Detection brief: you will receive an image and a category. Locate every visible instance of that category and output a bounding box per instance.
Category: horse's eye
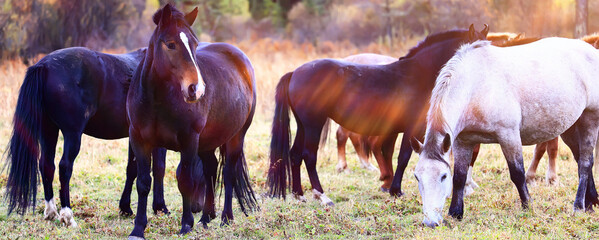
[440,173,447,182]
[166,42,176,50]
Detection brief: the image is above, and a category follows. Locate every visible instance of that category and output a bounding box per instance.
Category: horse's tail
[361,135,372,158]
[319,119,331,159]
[5,64,46,215]
[267,72,293,199]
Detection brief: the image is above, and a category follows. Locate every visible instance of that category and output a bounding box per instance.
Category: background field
[2,0,599,239]
[1,39,599,239]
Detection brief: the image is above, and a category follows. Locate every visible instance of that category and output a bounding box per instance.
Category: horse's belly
[519,102,585,145]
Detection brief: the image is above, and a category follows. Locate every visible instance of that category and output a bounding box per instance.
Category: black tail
[217,145,259,215]
[360,135,372,158]
[267,72,293,199]
[5,65,46,215]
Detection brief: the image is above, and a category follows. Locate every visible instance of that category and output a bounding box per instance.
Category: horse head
[149,4,204,103]
[410,133,452,228]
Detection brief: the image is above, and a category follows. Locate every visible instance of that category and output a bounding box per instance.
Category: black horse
[4,46,175,226]
[268,25,489,203]
[127,4,257,238]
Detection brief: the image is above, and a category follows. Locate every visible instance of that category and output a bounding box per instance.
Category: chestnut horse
[3,46,171,227]
[127,4,257,238]
[268,25,489,204]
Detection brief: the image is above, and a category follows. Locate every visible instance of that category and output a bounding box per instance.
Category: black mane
[400,29,469,59]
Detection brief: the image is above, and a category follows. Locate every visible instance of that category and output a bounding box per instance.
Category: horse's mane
[400,29,469,59]
[426,40,491,135]
[581,33,599,49]
[495,35,541,47]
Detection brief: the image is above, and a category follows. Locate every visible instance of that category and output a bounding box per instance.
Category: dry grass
[1,39,599,239]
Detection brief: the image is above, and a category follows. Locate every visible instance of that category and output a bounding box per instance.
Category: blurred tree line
[0,0,596,62]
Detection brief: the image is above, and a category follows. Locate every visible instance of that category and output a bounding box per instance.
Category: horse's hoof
[464,186,475,197]
[44,199,58,220]
[312,189,335,206]
[179,224,193,235]
[120,206,134,217]
[153,207,170,216]
[389,189,403,198]
[364,164,378,172]
[380,187,390,193]
[335,164,347,173]
[293,194,307,203]
[128,236,145,240]
[525,174,537,185]
[59,207,78,228]
[546,176,558,185]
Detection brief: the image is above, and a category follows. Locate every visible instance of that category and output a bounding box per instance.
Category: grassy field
[1,40,599,239]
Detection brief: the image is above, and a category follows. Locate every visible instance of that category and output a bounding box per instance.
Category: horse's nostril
[188,84,197,95]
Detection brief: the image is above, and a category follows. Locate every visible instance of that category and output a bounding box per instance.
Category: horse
[267,25,489,204]
[334,34,554,196]
[3,44,174,227]
[126,4,257,238]
[411,37,599,227]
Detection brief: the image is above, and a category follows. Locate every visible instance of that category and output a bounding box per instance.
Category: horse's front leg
[448,140,474,220]
[128,132,153,239]
[390,132,413,197]
[152,148,169,215]
[176,134,200,235]
[498,132,531,210]
[119,145,136,216]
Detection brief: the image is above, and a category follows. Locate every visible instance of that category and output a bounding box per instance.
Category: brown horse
[268,25,489,204]
[127,4,257,238]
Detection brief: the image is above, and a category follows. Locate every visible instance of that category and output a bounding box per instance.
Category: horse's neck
[425,80,471,146]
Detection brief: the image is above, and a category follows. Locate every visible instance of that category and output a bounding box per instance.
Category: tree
[575,0,588,38]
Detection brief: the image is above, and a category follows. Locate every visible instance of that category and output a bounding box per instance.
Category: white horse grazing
[411,37,599,227]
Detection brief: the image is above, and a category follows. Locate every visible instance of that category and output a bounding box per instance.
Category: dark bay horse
[268,25,489,204]
[127,4,257,237]
[4,46,172,227]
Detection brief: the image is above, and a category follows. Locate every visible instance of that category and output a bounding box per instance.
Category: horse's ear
[152,8,163,25]
[410,137,423,154]
[185,7,199,26]
[161,4,173,24]
[468,24,476,40]
[482,24,489,37]
[153,3,173,25]
[442,133,451,153]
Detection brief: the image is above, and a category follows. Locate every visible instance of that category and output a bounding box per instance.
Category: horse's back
[37,47,136,138]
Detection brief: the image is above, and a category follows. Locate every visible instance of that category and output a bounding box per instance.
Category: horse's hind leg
[221,132,258,225]
[301,121,334,206]
[560,116,599,211]
[335,127,349,172]
[290,118,306,201]
[40,116,59,220]
[119,146,136,216]
[525,141,547,185]
[58,131,82,227]
[497,131,531,210]
[545,137,559,185]
[377,134,397,192]
[152,148,169,214]
[198,150,217,227]
[464,144,480,196]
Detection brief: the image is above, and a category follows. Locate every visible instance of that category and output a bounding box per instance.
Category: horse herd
[4,4,599,238]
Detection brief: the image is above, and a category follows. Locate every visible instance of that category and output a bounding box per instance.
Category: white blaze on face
[179,32,205,97]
